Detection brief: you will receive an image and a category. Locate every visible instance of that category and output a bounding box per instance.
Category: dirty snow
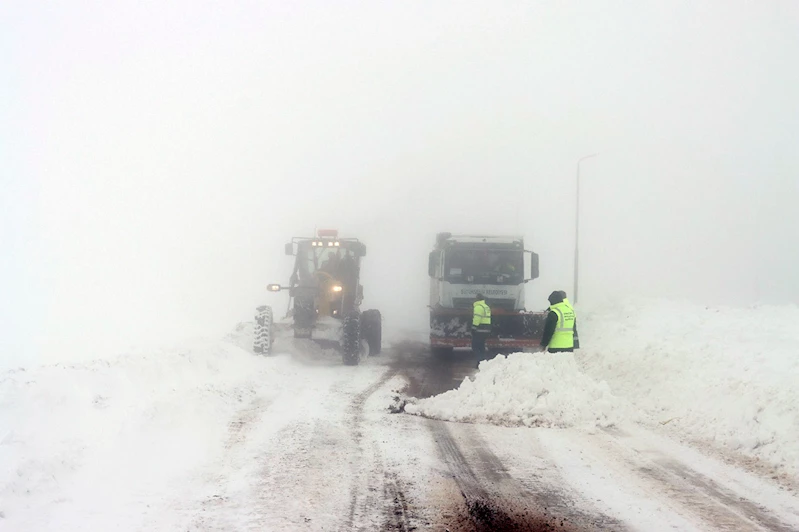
[405,352,630,429]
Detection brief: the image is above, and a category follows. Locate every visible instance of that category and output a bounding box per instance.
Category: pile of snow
[579,298,799,477]
[404,298,799,478]
[405,352,629,429]
[0,337,296,530]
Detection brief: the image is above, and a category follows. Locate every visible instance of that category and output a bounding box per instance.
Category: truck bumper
[430,336,542,349]
[429,309,547,350]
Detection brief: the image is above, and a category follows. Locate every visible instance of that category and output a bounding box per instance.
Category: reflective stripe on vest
[473,300,492,327]
[549,301,575,348]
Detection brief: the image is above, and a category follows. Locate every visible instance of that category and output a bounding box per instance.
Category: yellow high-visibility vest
[549,301,575,348]
[473,300,492,328]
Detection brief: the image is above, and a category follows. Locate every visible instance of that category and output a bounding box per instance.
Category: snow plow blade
[429,309,547,350]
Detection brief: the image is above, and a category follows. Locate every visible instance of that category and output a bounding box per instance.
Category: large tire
[341,312,362,366]
[361,309,382,356]
[253,305,274,355]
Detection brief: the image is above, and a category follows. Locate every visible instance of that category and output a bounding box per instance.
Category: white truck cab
[428,232,545,352]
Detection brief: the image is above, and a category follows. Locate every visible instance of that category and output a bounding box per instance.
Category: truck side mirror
[284,243,294,256]
[428,251,438,277]
[354,242,367,257]
[529,251,540,280]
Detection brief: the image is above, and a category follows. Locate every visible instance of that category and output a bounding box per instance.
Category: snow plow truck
[428,233,547,354]
[254,229,382,365]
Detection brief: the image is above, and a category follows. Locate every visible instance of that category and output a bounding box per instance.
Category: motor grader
[253,229,381,365]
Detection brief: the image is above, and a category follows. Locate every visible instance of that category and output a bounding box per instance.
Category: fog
[3,1,798,367]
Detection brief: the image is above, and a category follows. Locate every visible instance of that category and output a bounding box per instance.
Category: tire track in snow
[187,394,274,531]
[193,361,411,531]
[383,471,413,531]
[224,395,273,450]
[341,366,417,531]
[390,342,625,530]
[654,458,795,531]
[591,428,797,531]
[430,420,627,531]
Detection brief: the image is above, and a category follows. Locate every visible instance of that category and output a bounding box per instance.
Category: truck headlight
[331,285,343,292]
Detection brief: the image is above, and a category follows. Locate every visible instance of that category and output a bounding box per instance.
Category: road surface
[155,340,799,531]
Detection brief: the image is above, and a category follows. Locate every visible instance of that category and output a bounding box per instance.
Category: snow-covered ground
[580,299,799,478]
[0,324,402,531]
[0,326,294,530]
[2,299,798,530]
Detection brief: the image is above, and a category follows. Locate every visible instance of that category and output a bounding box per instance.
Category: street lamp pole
[574,153,597,304]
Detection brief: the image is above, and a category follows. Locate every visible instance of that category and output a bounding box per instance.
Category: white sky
[2,1,798,366]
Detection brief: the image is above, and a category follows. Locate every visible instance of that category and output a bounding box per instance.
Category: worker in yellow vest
[540,290,578,353]
[557,290,579,349]
[471,293,492,357]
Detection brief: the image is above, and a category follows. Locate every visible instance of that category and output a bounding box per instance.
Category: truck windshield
[443,248,523,285]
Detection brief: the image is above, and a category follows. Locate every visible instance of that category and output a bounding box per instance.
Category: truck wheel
[361,309,382,356]
[254,305,274,355]
[342,312,362,365]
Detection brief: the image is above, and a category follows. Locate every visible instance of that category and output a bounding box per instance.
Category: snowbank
[579,298,799,477]
[0,335,294,530]
[405,352,629,429]
[404,298,799,478]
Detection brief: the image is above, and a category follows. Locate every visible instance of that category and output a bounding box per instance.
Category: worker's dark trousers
[471,330,489,355]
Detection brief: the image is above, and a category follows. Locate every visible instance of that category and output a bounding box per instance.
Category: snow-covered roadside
[578,299,799,478]
[405,298,799,480]
[0,329,293,530]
